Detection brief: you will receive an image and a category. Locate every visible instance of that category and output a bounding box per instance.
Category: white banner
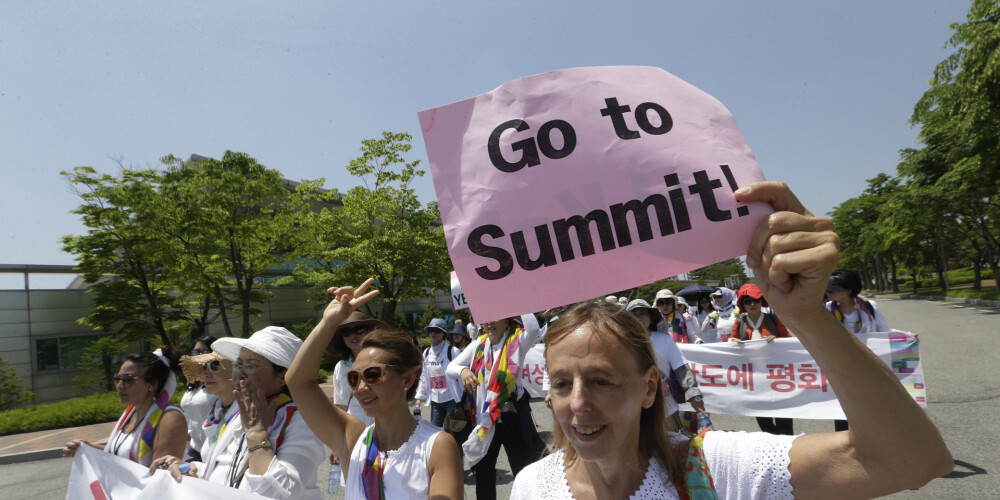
[518,344,547,398]
[67,445,263,500]
[450,271,469,311]
[676,331,925,419]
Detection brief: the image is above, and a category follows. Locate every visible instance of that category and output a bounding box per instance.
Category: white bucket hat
[212,326,303,369]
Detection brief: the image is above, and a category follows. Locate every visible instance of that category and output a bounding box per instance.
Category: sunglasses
[203,360,222,372]
[113,374,150,385]
[190,349,212,355]
[338,326,370,338]
[655,300,674,306]
[346,365,397,389]
[743,297,763,305]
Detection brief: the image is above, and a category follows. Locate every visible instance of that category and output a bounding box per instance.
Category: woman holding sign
[286,280,464,500]
[510,182,951,499]
[446,314,546,500]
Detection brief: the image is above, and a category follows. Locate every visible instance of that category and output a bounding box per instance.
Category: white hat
[605,295,619,303]
[676,296,689,308]
[212,326,303,369]
[653,289,676,304]
[618,296,628,304]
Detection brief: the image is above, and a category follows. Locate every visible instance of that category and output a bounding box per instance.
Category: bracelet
[247,438,272,453]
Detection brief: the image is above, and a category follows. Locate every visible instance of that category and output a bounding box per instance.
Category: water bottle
[697,413,715,431]
[328,460,341,495]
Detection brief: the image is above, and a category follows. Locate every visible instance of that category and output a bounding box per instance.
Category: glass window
[34,335,105,371]
[35,338,60,371]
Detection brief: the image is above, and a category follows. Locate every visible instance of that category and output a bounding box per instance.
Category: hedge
[0,390,183,437]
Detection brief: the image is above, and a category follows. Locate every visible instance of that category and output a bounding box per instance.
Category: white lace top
[509,431,798,500]
[344,418,443,500]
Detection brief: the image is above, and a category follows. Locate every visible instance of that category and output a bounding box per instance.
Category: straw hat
[179,352,232,383]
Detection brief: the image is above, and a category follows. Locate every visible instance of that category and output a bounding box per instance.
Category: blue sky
[0,1,971,288]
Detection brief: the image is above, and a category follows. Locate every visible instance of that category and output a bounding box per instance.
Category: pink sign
[419,66,772,322]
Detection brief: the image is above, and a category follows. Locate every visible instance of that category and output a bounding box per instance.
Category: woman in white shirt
[414,318,464,427]
[286,279,463,500]
[511,181,951,499]
[446,313,546,500]
[152,327,327,500]
[179,336,218,461]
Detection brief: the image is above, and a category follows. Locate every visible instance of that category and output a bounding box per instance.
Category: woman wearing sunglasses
[729,283,795,436]
[63,348,187,468]
[329,311,387,429]
[151,327,327,500]
[179,335,218,461]
[176,351,236,467]
[286,279,464,500]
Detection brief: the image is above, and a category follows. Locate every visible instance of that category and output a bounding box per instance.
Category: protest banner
[518,344,547,398]
[675,331,926,419]
[450,270,469,310]
[67,445,262,499]
[419,66,773,322]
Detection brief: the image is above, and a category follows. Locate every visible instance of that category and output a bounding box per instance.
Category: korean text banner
[676,331,926,419]
[419,66,771,322]
[67,445,264,499]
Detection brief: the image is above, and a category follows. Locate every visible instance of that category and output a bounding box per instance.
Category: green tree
[907,0,1000,290]
[294,132,451,326]
[72,336,127,393]
[0,357,34,411]
[159,152,304,337]
[61,167,186,345]
[691,258,748,285]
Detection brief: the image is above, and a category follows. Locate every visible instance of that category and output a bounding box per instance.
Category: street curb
[896,295,1000,310]
[0,447,64,465]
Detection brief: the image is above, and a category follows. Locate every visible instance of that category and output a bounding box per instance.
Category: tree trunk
[973,262,982,291]
[891,260,899,293]
[213,284,233,337]
[937,241,949,293]
[381,300,398,328]
[991,260,1000,292]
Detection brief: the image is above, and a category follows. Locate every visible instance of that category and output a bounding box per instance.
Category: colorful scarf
[675,429,717,500]
[361,426,386,500]
[830,297,874,333]
[665,312,689,343]
[109,354,176,467]
[470,327,523,439]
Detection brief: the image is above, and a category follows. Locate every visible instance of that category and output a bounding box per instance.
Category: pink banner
[419,66,771,322]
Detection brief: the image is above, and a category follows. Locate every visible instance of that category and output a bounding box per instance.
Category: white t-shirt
[180,386,217,454]
[334,358,375,427]
[510,431,797,500]
[344,419,443,500]
[414,342,463,404]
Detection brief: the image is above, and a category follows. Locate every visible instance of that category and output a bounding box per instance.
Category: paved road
[2,297,996,498]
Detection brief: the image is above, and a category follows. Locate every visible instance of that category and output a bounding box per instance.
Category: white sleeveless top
[105,404,182,465]
[344,418,443,500]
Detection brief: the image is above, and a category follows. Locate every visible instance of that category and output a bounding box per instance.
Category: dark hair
[125,346,182,394]
[831,270,863,297]
[543,301,682,486]
[193,335,218,350]
[358,327,424,399]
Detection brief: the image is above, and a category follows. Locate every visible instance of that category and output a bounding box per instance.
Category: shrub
[317,368,329,384]
[0,389,184,436]
[0,357,34,411]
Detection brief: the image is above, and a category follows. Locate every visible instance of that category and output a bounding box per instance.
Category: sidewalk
[0,420,115,465]
[0,381,338,465]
